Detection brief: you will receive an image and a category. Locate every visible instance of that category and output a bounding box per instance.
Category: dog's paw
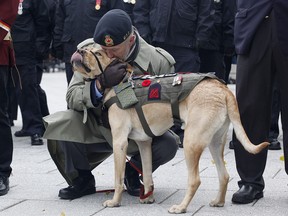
[139,196,155,204]
[168,205,187,214]
[102,199,121,208]
[209,200,225,207]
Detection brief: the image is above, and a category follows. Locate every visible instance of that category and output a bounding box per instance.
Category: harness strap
[134,103,155,137]
[171,93,182,127]
[104,96,155,138]
[104,96,118,109]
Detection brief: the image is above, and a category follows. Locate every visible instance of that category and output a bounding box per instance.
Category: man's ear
[129,34,136,45]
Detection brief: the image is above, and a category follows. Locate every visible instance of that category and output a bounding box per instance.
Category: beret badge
[104,35,114,47]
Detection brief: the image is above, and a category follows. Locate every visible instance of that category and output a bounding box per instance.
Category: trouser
[269,80,281,140]
[199,49,226,81]
[60,131,178,177]
[7,70,18,123]
[0,66,13,177]
[234,11,288,191]
[15,64,44,135]
[36,61,50,117]
[65,62,73,85]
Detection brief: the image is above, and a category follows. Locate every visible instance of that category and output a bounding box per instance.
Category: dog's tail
[226,90,269,154]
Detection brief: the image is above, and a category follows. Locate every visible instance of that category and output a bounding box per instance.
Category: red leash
[96,157,154,199]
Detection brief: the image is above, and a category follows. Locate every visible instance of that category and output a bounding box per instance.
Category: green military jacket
[43,34,176,184]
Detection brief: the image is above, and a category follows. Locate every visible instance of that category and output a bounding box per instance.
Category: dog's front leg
[103,137,128,207]
[136,140,155,204]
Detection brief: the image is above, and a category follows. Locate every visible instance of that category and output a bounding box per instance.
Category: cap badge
[104,35,114,46]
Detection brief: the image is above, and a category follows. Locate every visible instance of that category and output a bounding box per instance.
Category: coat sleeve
[196,0,213,46]
[51,0,64,59]
[32,0,51,59]
[0,0,18,41]
[221,0,236,53]
[66,72,99,111]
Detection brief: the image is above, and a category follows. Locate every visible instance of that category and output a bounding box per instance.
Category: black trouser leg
[130,131,178,172]
[0,66,13,177]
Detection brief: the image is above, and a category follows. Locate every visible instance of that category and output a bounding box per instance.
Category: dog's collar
[90,50,104,74]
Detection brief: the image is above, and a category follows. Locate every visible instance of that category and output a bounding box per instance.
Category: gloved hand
[97,59,127,89]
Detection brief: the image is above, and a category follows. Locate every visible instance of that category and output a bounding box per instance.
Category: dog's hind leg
[136,140,155,204]
[208,125,230,207]
[169,125,206,214]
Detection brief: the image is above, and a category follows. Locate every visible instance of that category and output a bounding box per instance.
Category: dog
[71,43,269,214]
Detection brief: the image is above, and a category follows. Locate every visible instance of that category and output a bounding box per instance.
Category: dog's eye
[95,52,102,57]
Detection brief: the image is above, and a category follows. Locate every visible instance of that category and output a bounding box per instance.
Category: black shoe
[0,176,9,196]
[124,162,141,197]
[229,141,234,149]
[14,130,31,137]
[232,185,263,204]
[31,134,44,145]
[58,175,96,200]
[268,139,281,150]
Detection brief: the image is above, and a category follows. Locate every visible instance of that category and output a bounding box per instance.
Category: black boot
[58,174,95,199]
[0,176,9,196]
[124,162,141,197]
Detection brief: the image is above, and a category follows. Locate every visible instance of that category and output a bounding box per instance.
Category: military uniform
[133,0,213,72]
[231,0,288,204]
[0,0,18,195]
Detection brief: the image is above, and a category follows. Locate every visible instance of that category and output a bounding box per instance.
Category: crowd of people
[1,0,287,211]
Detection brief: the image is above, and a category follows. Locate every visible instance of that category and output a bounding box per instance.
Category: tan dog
[71,44,269,214]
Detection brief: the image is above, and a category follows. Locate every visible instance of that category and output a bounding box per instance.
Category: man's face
[101,34,135,61]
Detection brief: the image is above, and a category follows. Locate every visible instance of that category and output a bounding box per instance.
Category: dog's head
[71,43,114,80]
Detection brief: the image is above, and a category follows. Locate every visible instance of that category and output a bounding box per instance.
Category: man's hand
[97,59,127,90]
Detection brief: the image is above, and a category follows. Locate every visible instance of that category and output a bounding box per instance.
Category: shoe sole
[0,187,9,196]
[31,141,44,146]
[14,132,31,137]
[268,146,281,150]
[58,187,96,200]
[232,191,263,204]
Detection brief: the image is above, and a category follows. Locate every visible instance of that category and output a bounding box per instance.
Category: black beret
[93,9,132,47]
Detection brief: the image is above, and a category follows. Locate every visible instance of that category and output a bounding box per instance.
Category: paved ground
[1,71,287,216]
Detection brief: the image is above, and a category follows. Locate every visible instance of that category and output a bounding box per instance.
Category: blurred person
[231,0,288,204]
[123,0,135,23]
[0,0,18,196]
[133,0,213,145]
[52,0,125,85]
[11,0,51,145]
[35,0,58,118]
[199,0,236,81]
[43,9,178,199]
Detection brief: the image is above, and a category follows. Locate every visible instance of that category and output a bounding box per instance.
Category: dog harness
[104,72,222,137]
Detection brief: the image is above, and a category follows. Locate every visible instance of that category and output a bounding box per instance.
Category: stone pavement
[1,71,287,216]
